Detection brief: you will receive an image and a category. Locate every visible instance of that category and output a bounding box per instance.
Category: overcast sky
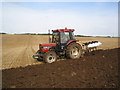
[1,2,118,36]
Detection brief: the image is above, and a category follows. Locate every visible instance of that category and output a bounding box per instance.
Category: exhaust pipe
[48,30,51,43]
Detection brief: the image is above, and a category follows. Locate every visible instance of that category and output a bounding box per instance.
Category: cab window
[60,32,70,43]
[52,32,59,43]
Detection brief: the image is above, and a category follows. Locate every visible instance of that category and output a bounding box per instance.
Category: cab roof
[52,29,75,32]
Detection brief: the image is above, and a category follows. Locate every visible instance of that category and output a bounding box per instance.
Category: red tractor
[33,28,82,63]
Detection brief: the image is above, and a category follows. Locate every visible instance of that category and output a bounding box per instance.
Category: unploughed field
[1,34,119,88]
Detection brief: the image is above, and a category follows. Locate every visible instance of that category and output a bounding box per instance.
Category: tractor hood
[39,43,56,52]
[40,43,56,47]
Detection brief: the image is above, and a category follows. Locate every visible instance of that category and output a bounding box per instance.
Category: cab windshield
[52,31,75,44]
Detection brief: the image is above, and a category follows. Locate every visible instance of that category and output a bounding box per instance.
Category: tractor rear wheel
[43,51,57,63]
[66,42,82,59]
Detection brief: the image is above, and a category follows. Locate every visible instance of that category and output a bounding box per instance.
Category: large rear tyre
[43,51,57,63]
[66,42,82,59]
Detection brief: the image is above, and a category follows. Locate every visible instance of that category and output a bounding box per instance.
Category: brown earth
[2,34,49,69]
[1,34,119,69]
[2,48,119,88]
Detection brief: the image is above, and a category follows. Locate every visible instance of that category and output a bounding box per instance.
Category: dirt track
[2,48,119,88]
[2,34,119,69]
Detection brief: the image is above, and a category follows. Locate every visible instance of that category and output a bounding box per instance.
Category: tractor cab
[52,28,76,45]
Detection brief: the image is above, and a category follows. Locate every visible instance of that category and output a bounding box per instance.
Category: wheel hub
[47,54,55,63]
[71,47,79,56]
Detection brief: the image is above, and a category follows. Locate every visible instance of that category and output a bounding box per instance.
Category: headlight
[43,47,51,49]
[61,46,64,49]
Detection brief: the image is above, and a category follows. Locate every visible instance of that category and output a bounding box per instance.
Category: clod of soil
[2,48,119,88]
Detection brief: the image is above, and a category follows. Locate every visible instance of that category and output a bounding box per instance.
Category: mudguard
[66,40,79,46]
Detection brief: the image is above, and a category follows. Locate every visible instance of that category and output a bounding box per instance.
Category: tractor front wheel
[43,51,57,63]
[66,42,82,59]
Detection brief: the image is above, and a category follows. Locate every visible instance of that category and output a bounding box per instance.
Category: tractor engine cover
[39,43,56,52]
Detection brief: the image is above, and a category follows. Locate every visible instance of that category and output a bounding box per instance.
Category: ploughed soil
[2,48,119,88]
